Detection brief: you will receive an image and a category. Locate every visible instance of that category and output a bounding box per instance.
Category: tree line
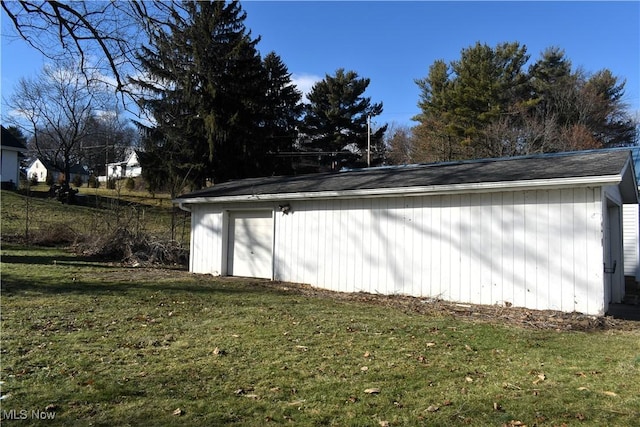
[3,1,637,195]
[390,42,636,164]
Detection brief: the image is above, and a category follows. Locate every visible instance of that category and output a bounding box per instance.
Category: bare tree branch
[1,1,181,102]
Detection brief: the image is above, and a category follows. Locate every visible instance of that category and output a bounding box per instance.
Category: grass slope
[1,190,188,245]
[1,244,639,426]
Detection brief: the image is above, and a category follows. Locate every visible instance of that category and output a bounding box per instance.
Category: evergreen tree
[300,69,387,171]
[447,42,530,157]
[578,69,636,147]
[413,60,461,161]
[260,52,304,175]
[133,0,290,191]
[413,42,637,161]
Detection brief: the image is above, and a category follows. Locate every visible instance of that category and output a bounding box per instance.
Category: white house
[105,150,142,180]
[26,158,89,184]
[174,150,638,316]
[1,126,27,188]
[26,158,49,182]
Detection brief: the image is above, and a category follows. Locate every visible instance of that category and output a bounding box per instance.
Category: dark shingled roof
[1,126,27,151]
[177,149,636,201]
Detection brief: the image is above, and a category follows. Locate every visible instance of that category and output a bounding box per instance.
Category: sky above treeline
[2,1,639,129]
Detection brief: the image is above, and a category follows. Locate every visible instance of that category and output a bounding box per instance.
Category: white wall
[623,204,639,280]
[188,186,610,315]
[26,159,49,182]
[273,187,605,315]
[1,149,20,184]
[189,205,224,275]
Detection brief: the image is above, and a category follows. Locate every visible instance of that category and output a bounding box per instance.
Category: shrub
[88,174,100,188]
[107,178,116,190]
[45,173,54,186]
[72,174,84,188]
[125,177,135,191]
[30,173,39,186]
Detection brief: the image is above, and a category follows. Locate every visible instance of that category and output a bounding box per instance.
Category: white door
[227,211,274,279]
[605,200,624,305]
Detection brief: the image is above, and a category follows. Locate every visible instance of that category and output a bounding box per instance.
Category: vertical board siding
[272,187,604,314]
[623,204,639,279]
[190,206,223,275]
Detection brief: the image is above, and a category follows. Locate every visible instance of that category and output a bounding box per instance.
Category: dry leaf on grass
[532,373,546,384]
[364,388,380,394]
[173,408,184,416]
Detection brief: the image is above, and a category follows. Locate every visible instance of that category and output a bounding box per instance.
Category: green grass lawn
[1,244,639,426]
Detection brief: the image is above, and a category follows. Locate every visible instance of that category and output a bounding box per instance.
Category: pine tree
[413,42,637,161]
[132,0,286,190]
[260,52,303,175]
[300,69,386,171]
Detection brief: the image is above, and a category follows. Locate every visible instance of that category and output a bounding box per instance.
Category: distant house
[1,126,27,189]
[175,149,638,317]
[26,158,89,185]
[105,150,142,180]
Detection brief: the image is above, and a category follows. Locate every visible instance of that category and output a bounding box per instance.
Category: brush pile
[73,227,188,267]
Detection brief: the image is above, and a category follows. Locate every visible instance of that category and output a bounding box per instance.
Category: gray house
[175,149,638,316]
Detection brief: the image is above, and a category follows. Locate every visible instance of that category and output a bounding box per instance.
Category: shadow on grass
[0,253,120,269]
[1,273,290,300]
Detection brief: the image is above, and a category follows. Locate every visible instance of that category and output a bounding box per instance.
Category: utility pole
[367,114,371,167]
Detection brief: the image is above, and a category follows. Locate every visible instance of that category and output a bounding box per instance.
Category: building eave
[174,174,624,208]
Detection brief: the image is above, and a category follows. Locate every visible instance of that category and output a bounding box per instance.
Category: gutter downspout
[176,201,191,212]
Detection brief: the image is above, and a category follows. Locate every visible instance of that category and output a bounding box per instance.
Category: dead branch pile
[73,227,188,267]
[29,223,79,246]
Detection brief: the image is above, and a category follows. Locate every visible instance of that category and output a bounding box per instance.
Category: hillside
[0,189,189,265]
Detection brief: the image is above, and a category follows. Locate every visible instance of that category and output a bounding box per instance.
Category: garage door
[227,211,274,279]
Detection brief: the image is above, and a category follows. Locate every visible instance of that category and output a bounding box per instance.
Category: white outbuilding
[175,149,638,316]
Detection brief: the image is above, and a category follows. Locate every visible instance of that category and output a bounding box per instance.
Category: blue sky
[2,1,639,129]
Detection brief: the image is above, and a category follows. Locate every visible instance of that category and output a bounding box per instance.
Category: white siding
[1,149,20,184]
[272,187,606,315]
[189,206,224,275]
[623,203,639,280]
[227,211,273,279]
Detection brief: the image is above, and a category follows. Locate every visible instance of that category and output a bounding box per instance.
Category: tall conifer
[133,0,297,190]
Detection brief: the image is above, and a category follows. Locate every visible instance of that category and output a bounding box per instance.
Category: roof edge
[174,174,623,206]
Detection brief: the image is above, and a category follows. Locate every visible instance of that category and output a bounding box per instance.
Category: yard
[1,243,639,426]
